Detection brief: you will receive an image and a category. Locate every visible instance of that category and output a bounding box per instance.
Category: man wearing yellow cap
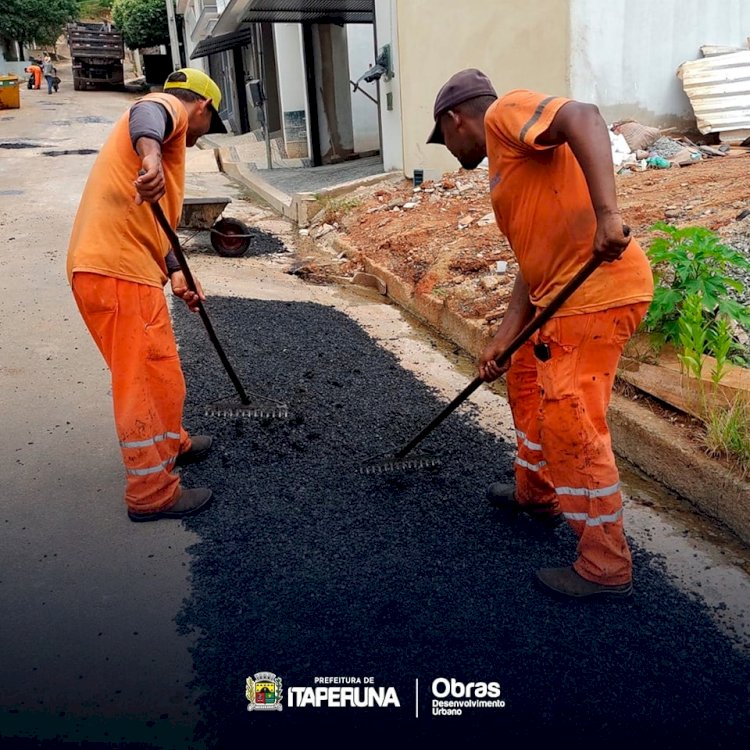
[66,69,227,522]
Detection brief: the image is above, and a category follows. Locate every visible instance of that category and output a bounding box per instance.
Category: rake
[152,200,288,419]
[360,244,625,475]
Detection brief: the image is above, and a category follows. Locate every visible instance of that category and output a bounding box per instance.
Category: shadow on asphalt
[173,297,750,747]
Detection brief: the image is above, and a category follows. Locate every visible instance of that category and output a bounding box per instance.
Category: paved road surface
[1,78,749,749]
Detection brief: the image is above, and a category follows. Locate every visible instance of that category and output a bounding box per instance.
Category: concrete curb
[220,159,293,218]
[211,141,399,227]
[293,171,400,227]
[332,235,750,545]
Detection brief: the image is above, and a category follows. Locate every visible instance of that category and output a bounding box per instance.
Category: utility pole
[164,0,182,71]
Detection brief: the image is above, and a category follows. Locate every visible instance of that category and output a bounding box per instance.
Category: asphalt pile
[238,227,287,257]
[173,295,750,746]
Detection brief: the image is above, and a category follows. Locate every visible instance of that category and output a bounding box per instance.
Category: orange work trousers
[72,272,191,513]
[505,302,649,585]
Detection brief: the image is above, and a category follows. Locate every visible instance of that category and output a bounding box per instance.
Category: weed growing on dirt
[674,292,750,473]
[705,397,750,477]
[317,195,362,225]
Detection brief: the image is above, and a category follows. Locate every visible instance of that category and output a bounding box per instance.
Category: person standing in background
[42,56,56,95]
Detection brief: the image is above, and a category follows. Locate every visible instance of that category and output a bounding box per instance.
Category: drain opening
[41,149,99,157]
[0,142,42,149]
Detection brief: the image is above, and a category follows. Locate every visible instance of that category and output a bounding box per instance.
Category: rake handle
[394,250,614,459]
[151,201,251,406]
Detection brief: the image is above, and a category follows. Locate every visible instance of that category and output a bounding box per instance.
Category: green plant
[676,292,707,380]
[644,223,750,354]
[111,0,168,49]
[644,227,750,471]
[708,318,733,385]
[319,196,361,225]
[705,396,750,476]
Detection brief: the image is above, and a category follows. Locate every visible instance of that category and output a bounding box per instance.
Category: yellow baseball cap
[164,68,227,134]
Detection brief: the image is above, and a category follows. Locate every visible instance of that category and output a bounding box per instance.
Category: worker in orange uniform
[427,70,653,600]
[67,69,227,522]
[26,63,42,89]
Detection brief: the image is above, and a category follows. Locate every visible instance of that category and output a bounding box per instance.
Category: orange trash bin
[0,75,20,109]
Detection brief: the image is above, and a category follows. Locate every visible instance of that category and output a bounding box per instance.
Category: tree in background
[78,0,114,22]
[111,0,169,49]
[0,0,79,48]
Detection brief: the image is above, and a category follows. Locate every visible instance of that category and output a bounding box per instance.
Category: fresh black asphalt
[171,295,750,747]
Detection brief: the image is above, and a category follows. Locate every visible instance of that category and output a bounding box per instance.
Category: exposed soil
[331,150,750,326]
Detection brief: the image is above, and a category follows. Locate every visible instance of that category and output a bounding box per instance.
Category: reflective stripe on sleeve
[518,96,556,144]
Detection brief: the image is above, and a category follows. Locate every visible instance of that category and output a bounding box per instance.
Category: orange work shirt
[66,93,189,288]
[485,89,653,314]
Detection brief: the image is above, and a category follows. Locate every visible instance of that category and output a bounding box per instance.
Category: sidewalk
[199,132,396,226]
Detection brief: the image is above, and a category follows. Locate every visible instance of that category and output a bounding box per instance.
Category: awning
[240,0,374,24]
[194,0,374,60]
[190,25,255,59]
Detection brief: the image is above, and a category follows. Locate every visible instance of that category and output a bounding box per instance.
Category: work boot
[175,435,214,467]
[128,487,213,523]
[535,566,633,600]
[486,482,564,529]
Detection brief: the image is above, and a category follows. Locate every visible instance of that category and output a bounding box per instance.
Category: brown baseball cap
[427,68,497,144]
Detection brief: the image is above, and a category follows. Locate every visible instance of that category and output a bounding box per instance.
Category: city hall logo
[246,672,283,712]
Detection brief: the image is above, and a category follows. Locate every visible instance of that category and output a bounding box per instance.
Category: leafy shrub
[643,223,750,356]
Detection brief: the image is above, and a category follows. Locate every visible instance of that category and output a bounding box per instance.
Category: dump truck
[67,23,124,91]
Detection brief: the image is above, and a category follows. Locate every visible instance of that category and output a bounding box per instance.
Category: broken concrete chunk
[477,212,495,226]
[311,223,335,239]
[495,260,508,273]
[479,274,501,292]
[458,214,474,229]
[352,271,387,295]
[403,201,419,209]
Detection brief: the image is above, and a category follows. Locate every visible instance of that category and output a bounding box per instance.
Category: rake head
[358,451,441,475]
[204,397,289,419]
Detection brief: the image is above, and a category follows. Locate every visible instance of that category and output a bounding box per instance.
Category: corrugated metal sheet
[678,50,750,142]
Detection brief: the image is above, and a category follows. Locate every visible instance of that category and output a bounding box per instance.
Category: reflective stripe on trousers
[505,303,649,585]
[72,273,191,512]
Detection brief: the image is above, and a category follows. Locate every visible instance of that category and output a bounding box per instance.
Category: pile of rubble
[610,120,730,173]
[358,174,498,232]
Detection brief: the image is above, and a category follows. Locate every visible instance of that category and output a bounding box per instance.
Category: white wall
[570,0,750,126]
[374,0,403,171]
[346,24,380,154]
[395,0,570,178]
[182,3,207,73]
[1,40,30,77]
[273,23,311,158]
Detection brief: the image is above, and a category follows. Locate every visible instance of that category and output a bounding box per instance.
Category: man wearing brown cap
[428,70,653,600]
[67,69,227,522]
